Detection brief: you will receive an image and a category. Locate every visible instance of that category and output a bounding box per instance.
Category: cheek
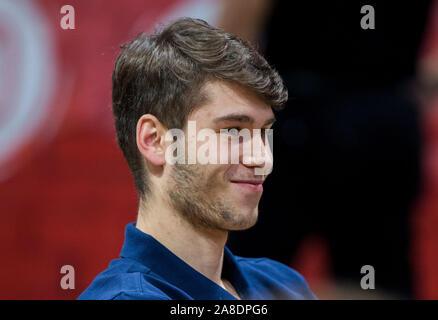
[200,164,232,193]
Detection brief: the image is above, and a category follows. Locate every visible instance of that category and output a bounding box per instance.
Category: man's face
[165,81,275,232]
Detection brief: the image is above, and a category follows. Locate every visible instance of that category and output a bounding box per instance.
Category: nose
[241,129,273,176]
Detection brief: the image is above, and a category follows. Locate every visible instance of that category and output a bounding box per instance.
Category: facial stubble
[167,163,258,232]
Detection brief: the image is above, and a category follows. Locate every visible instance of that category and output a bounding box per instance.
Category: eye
[224,127,241,135]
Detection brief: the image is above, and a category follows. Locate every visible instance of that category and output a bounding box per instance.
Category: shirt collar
[120,222,250,300]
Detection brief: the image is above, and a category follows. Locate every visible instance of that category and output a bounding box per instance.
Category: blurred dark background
[221,0,432,299]
[1,0,438,299]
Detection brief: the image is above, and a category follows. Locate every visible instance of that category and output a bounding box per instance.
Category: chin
[224,207,259,231]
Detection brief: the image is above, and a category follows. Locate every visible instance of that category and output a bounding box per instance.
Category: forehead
[188,81,273,124]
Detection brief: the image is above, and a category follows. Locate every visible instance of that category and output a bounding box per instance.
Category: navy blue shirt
[78,223,317,300]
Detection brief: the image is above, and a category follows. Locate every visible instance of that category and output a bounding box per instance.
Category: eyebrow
[213,113,276,126]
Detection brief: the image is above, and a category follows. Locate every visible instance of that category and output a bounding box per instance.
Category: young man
[78,18,316,300]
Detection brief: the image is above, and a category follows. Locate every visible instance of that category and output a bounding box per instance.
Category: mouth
[230,180,264,192]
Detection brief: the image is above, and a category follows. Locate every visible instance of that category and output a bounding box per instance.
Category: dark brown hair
[112,17,288,200]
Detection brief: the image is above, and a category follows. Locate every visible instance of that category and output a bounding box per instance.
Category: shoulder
[235,256,317,299]
[77,258,171,300]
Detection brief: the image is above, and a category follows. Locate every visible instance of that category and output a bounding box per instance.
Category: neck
[136,194,229,289]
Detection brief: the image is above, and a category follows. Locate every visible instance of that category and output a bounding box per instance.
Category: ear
[136,114,166,166]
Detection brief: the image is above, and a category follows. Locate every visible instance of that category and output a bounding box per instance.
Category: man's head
[112,18,287,231]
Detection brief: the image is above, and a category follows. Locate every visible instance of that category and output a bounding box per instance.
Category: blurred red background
[0,0,221,299]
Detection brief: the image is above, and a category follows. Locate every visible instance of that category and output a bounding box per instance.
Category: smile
[230,181,263,192]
